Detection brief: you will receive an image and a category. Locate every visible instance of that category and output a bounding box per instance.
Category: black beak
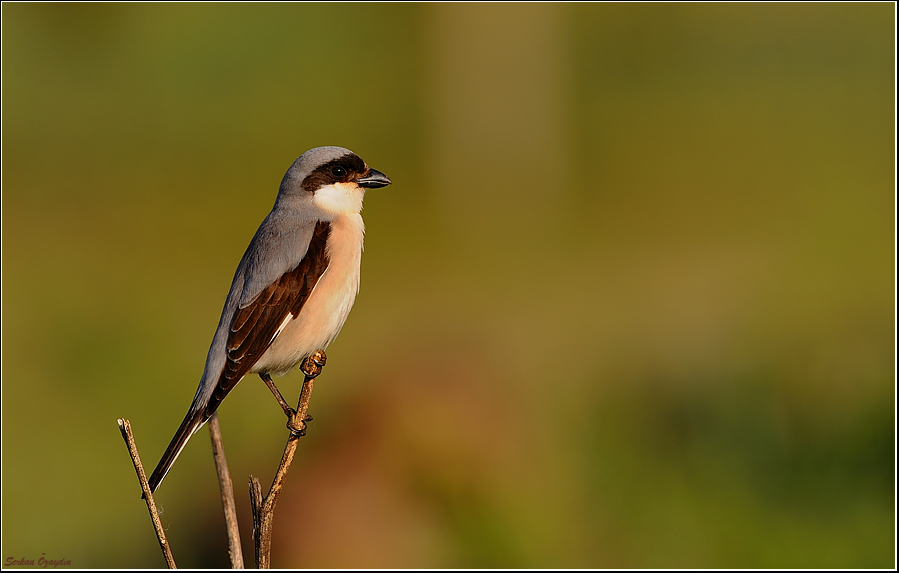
[355,168,392,189]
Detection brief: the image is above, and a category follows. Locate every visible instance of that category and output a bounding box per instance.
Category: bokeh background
[2,3,895,568]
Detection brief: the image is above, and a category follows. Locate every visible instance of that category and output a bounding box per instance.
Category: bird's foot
[286,412,314,437]
[300,350,327,379]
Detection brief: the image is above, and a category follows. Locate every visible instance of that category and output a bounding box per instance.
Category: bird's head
[277,146,391,219]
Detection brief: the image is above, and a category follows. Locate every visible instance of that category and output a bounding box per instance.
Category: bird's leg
[259,373,296,421]
[259,351,327,437]
[286,350,327,437]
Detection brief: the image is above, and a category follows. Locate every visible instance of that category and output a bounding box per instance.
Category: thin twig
[250,351,325,568]
[249,475,264,567]
[117,418,178,569]
[209,413,245,569]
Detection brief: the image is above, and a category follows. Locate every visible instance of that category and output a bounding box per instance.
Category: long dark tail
[146,408,207,494]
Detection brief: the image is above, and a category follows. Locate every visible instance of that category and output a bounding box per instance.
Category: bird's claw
[286,414,314,437]
[300,350,327,378]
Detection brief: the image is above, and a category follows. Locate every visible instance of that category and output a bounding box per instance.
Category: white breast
[252,213,364,375]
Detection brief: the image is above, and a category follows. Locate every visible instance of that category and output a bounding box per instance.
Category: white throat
[313,182,366,218]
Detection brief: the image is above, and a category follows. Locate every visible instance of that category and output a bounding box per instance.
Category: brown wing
[204,221,331,418]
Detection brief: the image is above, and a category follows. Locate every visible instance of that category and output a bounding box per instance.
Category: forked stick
[249,350,326,568]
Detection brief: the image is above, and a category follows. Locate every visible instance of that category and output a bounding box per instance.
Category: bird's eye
[330,166,347,178]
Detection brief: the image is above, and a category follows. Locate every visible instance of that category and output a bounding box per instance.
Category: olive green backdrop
[2,3,894,568]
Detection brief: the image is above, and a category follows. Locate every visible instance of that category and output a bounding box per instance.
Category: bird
[147,146,391,493]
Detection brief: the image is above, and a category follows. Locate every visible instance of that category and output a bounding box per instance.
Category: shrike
[147,146,391,493]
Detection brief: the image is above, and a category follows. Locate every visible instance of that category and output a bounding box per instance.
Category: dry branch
[209,413,245,569]
[117,418,177,569]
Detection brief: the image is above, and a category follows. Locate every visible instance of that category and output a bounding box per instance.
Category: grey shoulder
[236,211,319,308]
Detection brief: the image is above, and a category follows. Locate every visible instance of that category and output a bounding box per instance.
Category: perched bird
[147,146,391,493]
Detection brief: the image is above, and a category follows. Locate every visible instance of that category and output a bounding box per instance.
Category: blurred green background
[2,3,894,568]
